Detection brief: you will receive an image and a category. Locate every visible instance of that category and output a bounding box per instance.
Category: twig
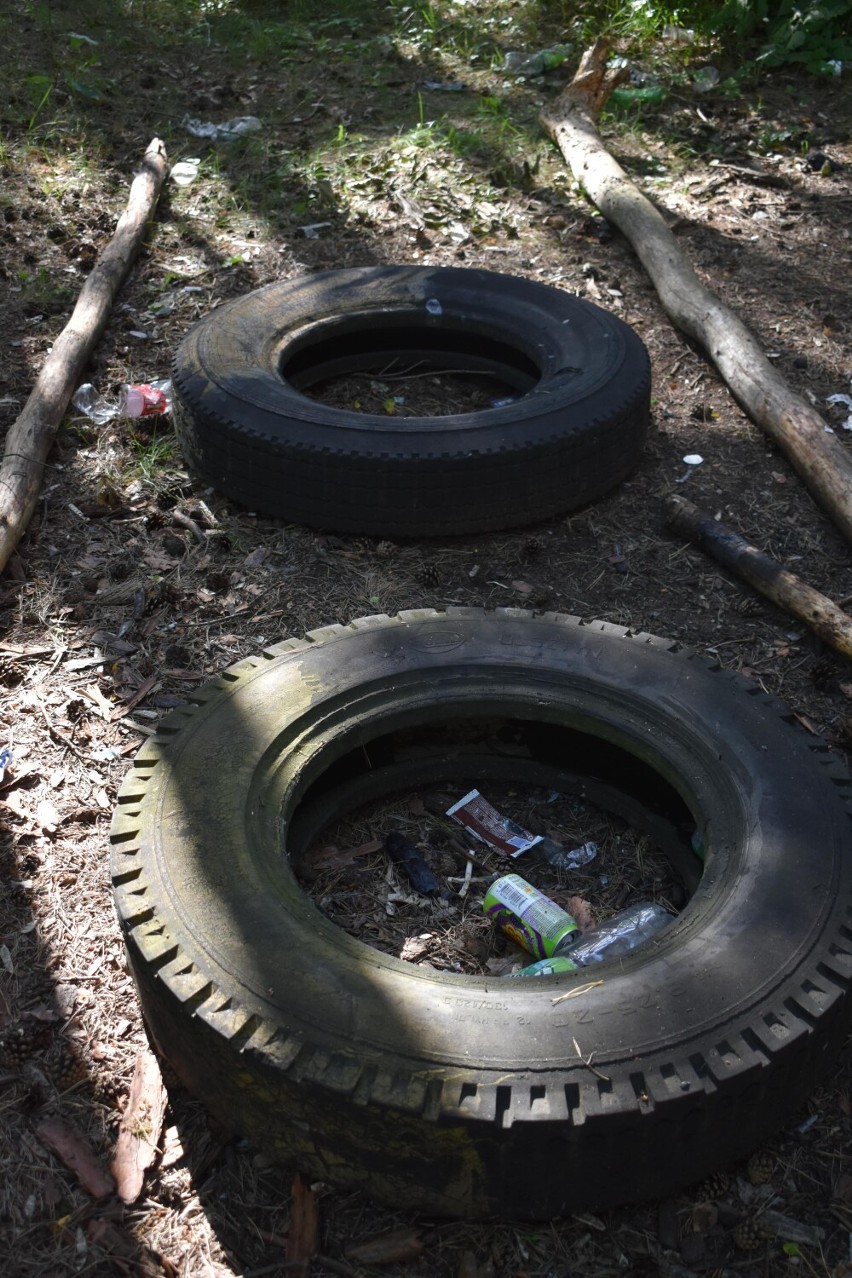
[572,1035,610,1083]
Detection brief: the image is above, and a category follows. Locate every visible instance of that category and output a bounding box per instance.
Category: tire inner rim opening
[277,311,543,407]
[280,710,705,971]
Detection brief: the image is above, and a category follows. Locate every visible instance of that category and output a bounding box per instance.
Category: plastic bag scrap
[537,838,598,871]
[182,115,262,142]
[384,831,441,896]
[567,901,672,966]
[0,746,13,784]
[827,394,852,431]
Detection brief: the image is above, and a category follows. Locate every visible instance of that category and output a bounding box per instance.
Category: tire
[111,610,852,1219]
[171,266,650,536]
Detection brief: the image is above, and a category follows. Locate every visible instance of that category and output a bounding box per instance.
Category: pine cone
[521,536,544,560]
[746,1148,775,1185]
[0,1021,51,1067]
[419,563,443,588]
[734,1217,768,1253]
[48,1045,88,1090]
[697,1169,733,1201]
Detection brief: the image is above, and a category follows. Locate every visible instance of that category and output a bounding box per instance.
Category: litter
[447,789,543,857]
[182,115,262,142]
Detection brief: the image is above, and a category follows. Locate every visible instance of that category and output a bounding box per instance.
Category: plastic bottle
[609,85,667,107]
[504,45,571,76]
[566,901,672,966]
[483,874,579,961]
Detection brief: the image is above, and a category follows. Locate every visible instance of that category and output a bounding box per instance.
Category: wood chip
[288,1173,320,1277]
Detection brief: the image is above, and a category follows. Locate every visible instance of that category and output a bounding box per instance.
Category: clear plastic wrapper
[537,837,598,870]
[71,383,117,425]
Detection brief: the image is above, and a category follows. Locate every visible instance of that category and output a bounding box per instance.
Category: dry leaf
[690,1201,718,1232]
[36,1116,116,1200]
[834,1172,852,1205]
[457,1251,494,1278]
[346,1226,424,1265]
[37,798,62,832]
[299,839,382,880]
[566,896,595,932]
[2,790,30,818]
[81,683,113,720]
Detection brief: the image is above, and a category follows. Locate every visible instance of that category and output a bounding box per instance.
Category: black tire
[111,610,852,1219]
[171,266,650,536]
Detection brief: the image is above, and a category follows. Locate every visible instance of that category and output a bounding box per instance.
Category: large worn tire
[171,266,650,536]
[111,610,852,1219]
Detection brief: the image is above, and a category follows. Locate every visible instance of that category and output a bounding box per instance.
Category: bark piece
[110,1049,168,1204]
[288,1173,320,1277]
[35,1115,116,1199]
[665,495,852,659]
[0,138,169,573]
[345,1227,425,1265]
[541,42,852,545]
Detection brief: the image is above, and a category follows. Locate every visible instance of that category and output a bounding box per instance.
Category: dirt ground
[2,1,852,1274]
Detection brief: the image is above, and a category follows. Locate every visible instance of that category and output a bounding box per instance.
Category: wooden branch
[0,138,169,573]
[665,494,852,660]
[541,43,852,546]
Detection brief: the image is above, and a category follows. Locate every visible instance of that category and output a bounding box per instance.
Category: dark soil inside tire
[296,781,687,975]
[302,366,518,417]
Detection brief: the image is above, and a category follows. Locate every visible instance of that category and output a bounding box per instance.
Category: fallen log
[541,43,852,546]
[0,137,169,574]
[665,494,852,660]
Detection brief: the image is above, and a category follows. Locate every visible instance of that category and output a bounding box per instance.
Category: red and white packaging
[122,381,171,419]
[446,789,543,858]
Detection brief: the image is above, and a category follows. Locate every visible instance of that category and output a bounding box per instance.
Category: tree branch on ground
[665,494,852,660]
[0,137,169,574]
[541,41,852,546]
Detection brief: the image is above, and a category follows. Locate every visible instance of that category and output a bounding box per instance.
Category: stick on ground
[0,137,169,574]
[541,43,852,546]
[665,494,852,660]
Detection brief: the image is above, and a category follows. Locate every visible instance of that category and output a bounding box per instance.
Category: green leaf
[783,1242,800,1257]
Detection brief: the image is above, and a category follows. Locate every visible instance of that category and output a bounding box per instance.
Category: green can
[508,956,578,978]
[483,873,579,960]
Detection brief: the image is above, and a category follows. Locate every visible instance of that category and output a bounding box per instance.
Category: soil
[2,1,852,1275]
